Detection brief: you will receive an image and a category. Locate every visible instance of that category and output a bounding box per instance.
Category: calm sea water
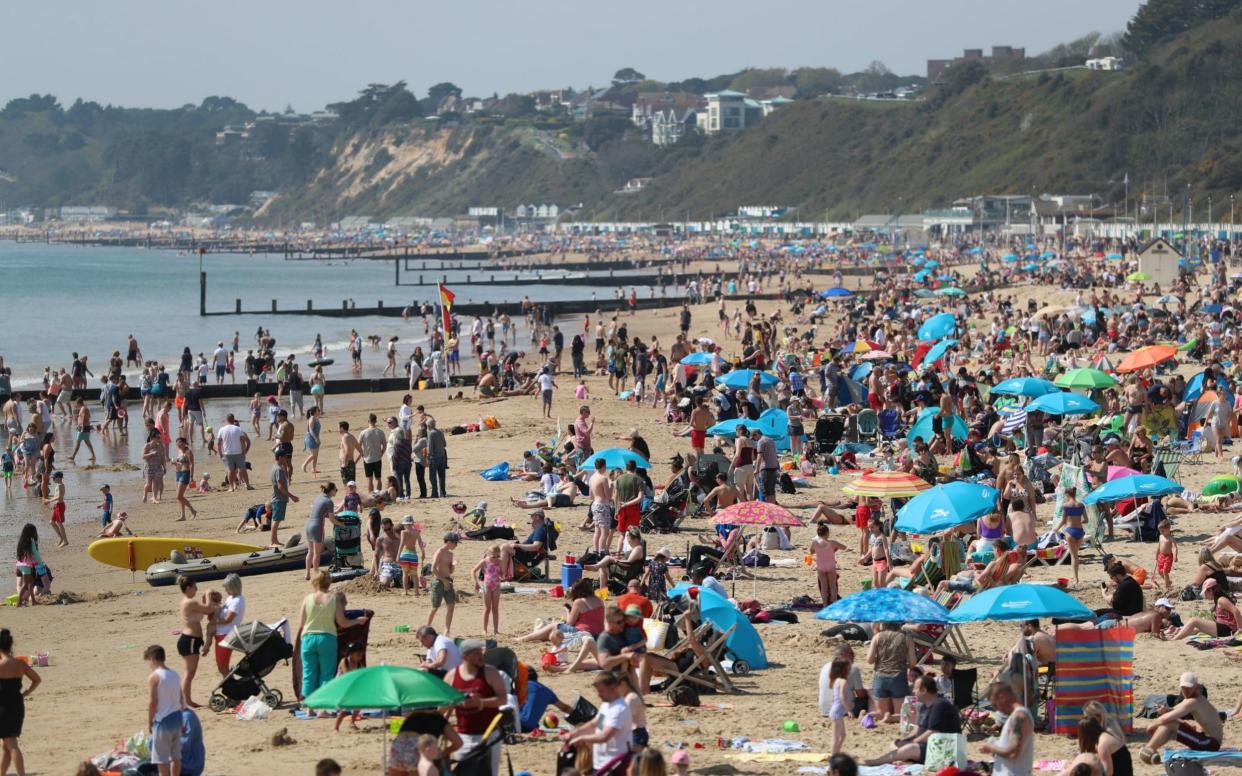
[0,242,665,389]
[0,242,672,562]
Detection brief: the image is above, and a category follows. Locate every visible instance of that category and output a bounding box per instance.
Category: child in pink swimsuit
[473,545,503,636]
[811,523,847,606]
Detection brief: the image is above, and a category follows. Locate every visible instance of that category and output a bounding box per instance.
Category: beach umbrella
[1107,252,1124,260]
[1082,474,1181,505]
[821,287,854,298]
[840,339,881,354]
[948,583,1092,622]
[303,665,465,711]
[1003,253,1020,262]
[1092,355,1115,372]
[1040,251,1057,259]
[713,500,804,527]
[830,375,869,407]
[907,410,969,447]
[843,470,932,498]
[665,586,768,669]
[1156,294,1182,306]
[923,338,957,366]
[1106,465,1142,481]
[680,352,713,366]
[706,417,763,438]
[861,350,894,361]
[936,287,966,297]
[993,377,1061,398]
[918,313,957,342]
[923,260,940,269]
[578,447,651,470]
[816,588,950,625]
[715,369,778,390]
[1025,392,1099,416]
[1055,368,1117,390]
[1126,271,1152,282]
[1022,263,1040,272]
[1116,345,1177,373]
[914,288,936,298]
[850,363,873,381]
[913,269,931,282]
[894,482,1000,535]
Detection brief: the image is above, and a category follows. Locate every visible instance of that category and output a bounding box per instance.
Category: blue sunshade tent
[1082,474,1182,504]
[716,369,778,390]
[918,313,957,342]
[1184,372,1234,405]
[667,586,768,668]
[680,352,713,366]
[992,377,1061,398]
[923,338,958,365]
[821,287,854,298]
[706,417,763,437]
[908,409,968,446]
[948,583,1093,622]
[578,447,651,470]
[1025,392,1099,416]
[816,588,950,624]
[895,482,1000,534]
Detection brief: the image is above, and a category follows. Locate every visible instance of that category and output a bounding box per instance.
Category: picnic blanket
[1053,625,1134,736]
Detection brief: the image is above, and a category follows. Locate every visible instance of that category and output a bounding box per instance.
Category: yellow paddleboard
[88,537,264,571]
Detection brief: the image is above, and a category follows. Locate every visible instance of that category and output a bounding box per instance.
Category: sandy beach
[4,277,1237,776]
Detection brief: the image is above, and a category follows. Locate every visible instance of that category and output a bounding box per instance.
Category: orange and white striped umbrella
[842,470,932,498]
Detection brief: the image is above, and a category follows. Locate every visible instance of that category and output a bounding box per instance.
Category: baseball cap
[1154,597,1174,609]
[624,604,643,617]
[346,480,357,487]
[401,515,414,525]
[1180,672,1199,688]
[99,484,111,491]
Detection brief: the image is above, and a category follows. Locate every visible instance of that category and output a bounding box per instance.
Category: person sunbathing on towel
[546,606,643,675]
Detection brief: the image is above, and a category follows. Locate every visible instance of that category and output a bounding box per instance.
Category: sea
[0,241,672,562]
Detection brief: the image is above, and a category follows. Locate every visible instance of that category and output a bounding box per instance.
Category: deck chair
[659,622,738,695]
[911,592,974,666]
[1168,430,1203,467]
[878,408,902,440]
[708,527,754,582]
[856,409,879,443]
[511,549,550,582]
[1152,445,1184,480]
[900,558,945,592]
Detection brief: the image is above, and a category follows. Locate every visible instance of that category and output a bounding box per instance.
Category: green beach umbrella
[936,287,966,297]
[1127,271,1152,282]
[302,666,466,711]
[1055,368,1118,390]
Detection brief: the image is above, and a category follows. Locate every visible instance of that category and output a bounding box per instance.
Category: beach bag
[565,695,598,725]
[480,462,510,481]
[924,732,967,770]
[742,549,770,567]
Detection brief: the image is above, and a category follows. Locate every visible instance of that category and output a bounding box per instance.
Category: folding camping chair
[1153,445,1185,479]
[911,591,974,667]
[659,622,738,695]
[856,409,879,444]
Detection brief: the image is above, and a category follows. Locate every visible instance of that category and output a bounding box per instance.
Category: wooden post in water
[199,271,207,317]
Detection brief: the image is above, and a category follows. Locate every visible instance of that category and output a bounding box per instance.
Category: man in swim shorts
[588,457,616,554]
[427,533,459,635]
[338,420,361,486]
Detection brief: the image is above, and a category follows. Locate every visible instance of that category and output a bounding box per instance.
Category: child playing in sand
[44,471,69,547]
[397,515,426,596]
[472,545,503,635]
[236,503,269,533]
[204,425,217,458]
[465,501,488,529]
[575,379,589,400]
[200,589,224,656]
[543,629,570,667]
[96,511,132,538]
[196,473,212,493]
[812,523,848,606]
[1156,519,1178,590]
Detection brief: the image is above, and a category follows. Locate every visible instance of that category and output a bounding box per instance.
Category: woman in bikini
[1054,487,1086,586]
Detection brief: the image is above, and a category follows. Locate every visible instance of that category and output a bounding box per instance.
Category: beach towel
[1052,625,1134,737]
[1053,463,1100,539]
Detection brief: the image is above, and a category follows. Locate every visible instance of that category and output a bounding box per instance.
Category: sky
[1,0,1141,112]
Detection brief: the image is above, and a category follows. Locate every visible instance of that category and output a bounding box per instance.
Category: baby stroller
[641,482,690,533]
[209,619,292,712]
[812,415,846,461]
[330,510,364,571]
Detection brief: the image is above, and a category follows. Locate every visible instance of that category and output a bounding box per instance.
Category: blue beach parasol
[918,313,957,342]
[578,448,651,470]
[715,369,778,390]
[816,588,950,624]
[948,583,1093,622]
[992,377,1061,398]
[1082,474,1181,504]
[895,482,1000,534]
[1025,392,1099,416]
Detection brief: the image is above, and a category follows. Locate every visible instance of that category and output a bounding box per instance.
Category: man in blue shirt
[500,511,550,579]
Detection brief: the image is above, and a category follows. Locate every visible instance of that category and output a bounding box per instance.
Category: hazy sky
[2,0,1140,112]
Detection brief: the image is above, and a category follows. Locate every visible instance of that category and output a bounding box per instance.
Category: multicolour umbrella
[713,500,804,527]
[843,470,932,498]
[840,339,882,354]
[1055,368,1117,390]
[816,588,950,624]
[894,482,1000,535]
[1116,345,1177,373]
[948,583,1092,622]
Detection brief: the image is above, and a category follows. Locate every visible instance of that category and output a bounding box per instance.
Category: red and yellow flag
[439,283,455,333]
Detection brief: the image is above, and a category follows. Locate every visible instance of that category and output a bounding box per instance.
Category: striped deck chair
[1052,625,1135,737]
[911,591,974,666]
[1153,445,1184,480]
